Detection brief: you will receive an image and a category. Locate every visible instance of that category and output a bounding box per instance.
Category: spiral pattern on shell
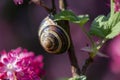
[38,16,70,54]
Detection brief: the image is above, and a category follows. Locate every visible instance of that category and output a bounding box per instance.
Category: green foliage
[90,12,120,39]
[89,15,110,38]
[54,9,120,39]
[54,10,89,26]
[106,21,120,38]
[108,12,120,27]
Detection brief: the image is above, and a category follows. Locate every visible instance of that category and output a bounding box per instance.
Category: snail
[38,15,70,54]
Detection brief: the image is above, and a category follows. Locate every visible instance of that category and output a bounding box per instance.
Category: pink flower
[114,0,120,12]
[0,47,45,80]
[108,35,120,74]
[13,0,24,5]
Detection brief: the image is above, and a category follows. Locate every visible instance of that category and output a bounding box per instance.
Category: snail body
[38,15,70,54]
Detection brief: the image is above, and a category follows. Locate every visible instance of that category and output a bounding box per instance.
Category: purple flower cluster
[0,47,45,80]
[114,0,120,12]
[13,0,23,5]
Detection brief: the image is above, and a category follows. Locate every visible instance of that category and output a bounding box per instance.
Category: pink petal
[13,0,24,5]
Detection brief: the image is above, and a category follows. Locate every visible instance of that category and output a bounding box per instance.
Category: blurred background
[1,0,120,80]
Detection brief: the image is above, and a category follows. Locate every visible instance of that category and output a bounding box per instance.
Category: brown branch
[59,0,67,10]
[68,39,81,76]
[81,55,93,75]
[30,0,52,13]
[81,44,94,75]
[59,0,81,77]
[51,0,56,14]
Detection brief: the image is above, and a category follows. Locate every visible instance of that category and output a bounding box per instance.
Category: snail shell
[38,16,70,54]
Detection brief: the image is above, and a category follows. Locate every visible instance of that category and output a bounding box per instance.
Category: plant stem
[59,0,67,10]
[97,39,107,50]
[81,26,95,47]
[51,0,56,14]
[110,0,114,16]
[81,55,93,75]
[59,0,81,77]
[80,26,95,75]
[68,38,81,76]
[30,0,52,13]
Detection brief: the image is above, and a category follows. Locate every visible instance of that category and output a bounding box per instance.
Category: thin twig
[68,40,81,76]
[59,0,81,77]
[51,0,56,14]
[30,0,52,13]
[81,55,93,75]
[80,20,95,75]
[59,0,67,11]
[81,27,95,47]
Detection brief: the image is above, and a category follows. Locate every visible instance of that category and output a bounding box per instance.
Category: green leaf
[75,15,89,26]
[89,15,110,38]
[54,10,89,26]
[108,12,120,28]
[68,75,87,80]
[54,10,78,21]
[106,21,120,39]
